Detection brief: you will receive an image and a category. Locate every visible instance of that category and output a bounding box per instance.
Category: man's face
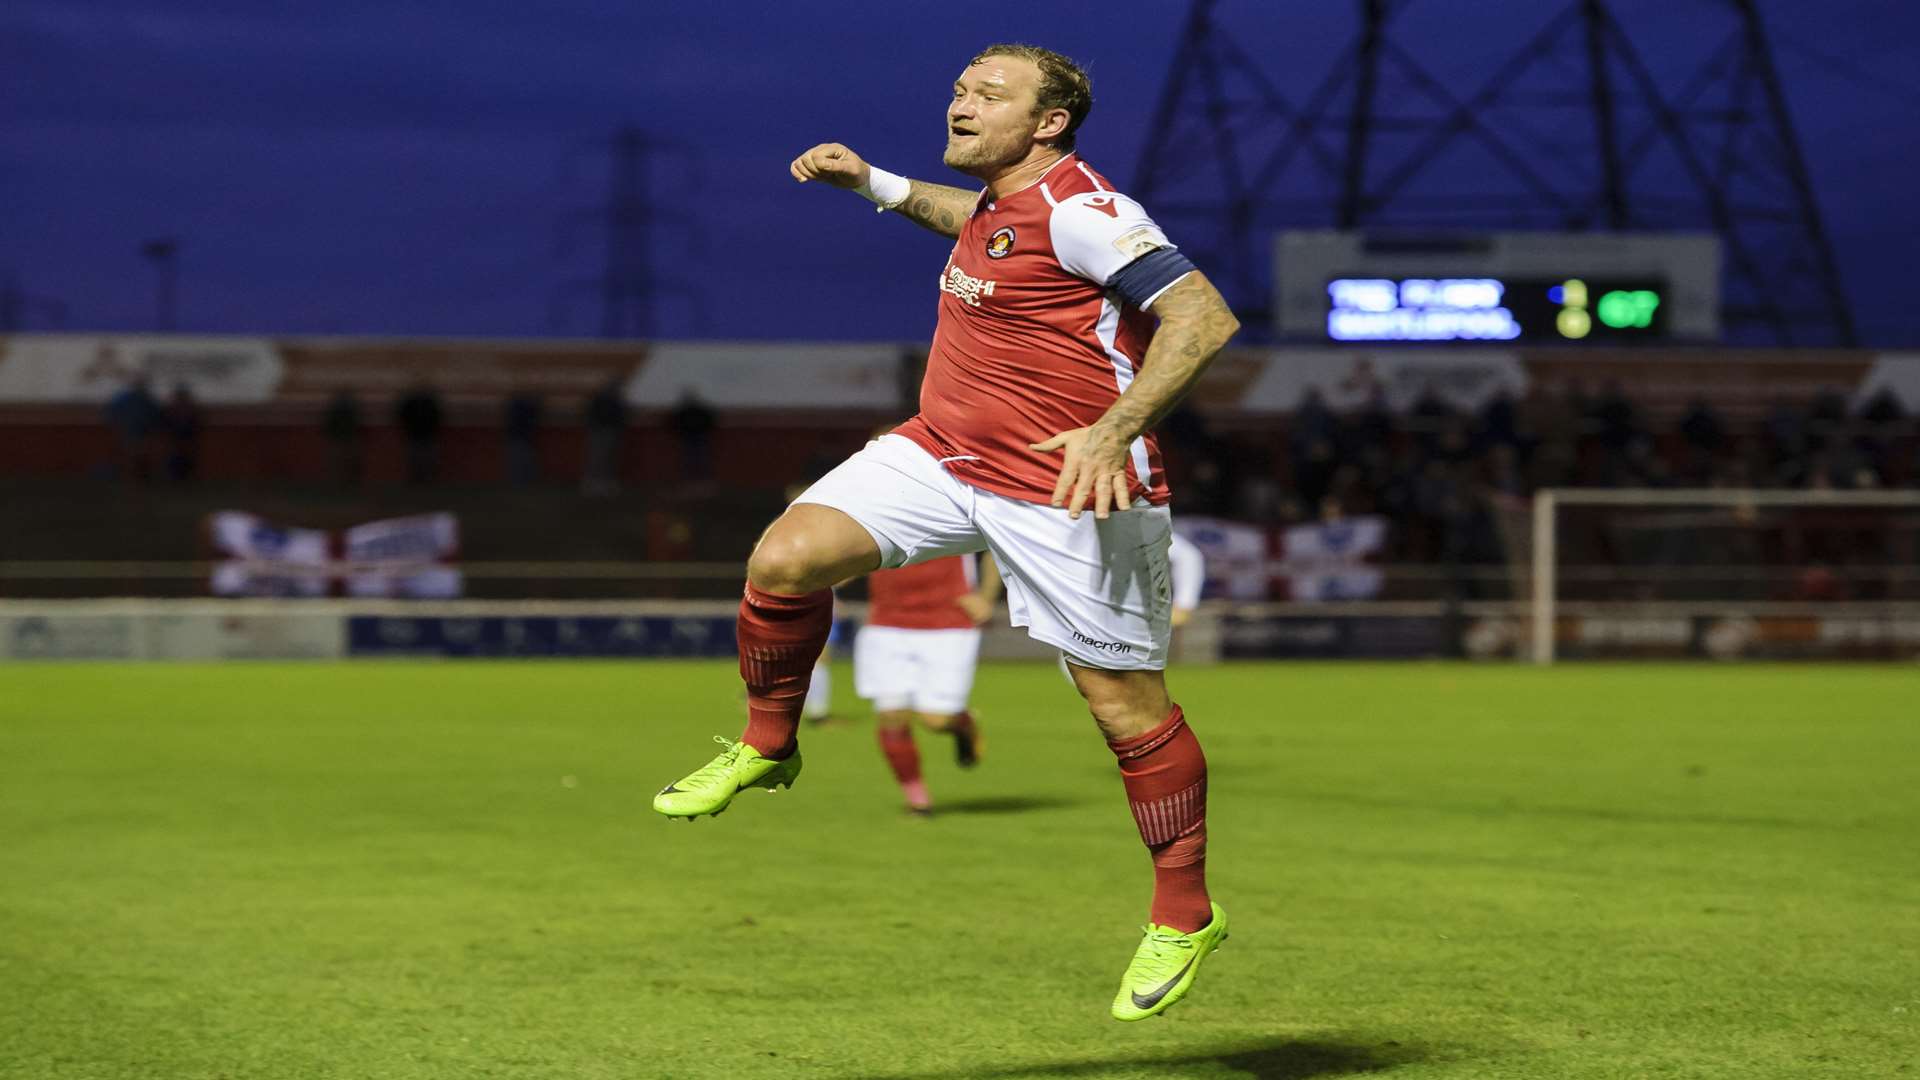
[945,55,1049,173]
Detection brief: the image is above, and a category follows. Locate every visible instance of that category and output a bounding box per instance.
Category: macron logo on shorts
[1071,629,1133,655]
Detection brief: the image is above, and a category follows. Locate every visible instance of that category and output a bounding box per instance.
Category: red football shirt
[867,554,977,630]
[893,154,1180,506]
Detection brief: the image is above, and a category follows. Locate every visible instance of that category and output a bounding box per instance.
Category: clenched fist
[789,143,870,189]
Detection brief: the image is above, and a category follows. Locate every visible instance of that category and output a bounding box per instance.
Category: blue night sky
[5,1,1917,344]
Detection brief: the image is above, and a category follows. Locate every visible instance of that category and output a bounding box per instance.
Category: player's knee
[1077,687,1138,734]
[1072,669,1171,741]
[747,530,829,593]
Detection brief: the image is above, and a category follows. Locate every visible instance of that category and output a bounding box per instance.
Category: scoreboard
[1325,276,1667,342]
[1278,231,1718,343]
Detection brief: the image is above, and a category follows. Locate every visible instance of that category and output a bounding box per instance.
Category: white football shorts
[794,434,1173,670]
[852,625,982,714]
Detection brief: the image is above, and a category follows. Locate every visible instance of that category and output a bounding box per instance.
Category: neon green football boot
[1110,902,1229,1021]
[652,736,802,820]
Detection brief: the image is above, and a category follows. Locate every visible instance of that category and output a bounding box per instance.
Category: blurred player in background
[652,43,1240,1020]
[1167,530,1205,630]
[857,552,997,815]
[800,622,840,724]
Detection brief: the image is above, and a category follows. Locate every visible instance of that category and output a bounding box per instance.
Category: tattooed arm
[1030,272,1242,519]
[891,180,977,238]
[789,142,974,237]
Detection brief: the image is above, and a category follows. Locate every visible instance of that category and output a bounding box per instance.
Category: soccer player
[857,552,998,815]
[1168,530,1206,629]
[799,621,838,724]
[653,43,1241,1020]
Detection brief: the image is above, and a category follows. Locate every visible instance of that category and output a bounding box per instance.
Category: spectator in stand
[103,374,161,482]
[1292,387,1340,451]
[1160,401,1212,459]
[324,389,364,486]
[1515,380,1576,491]
[1162,401,1232,516]
[1857,386,1904,428]
[1477,388,1518,450]
[1407,388,1454,459]
[162,382,202,483]
[1188,455,1235,518]
[395,382,444,486]
[1763,397,1807,485]
[1350,386,1394,454]
[1678,396,1725,482]
[1291,433,1338,514]
[1853,388,1905,486]
[1484,442,1525,499]
[504,390,542,487]
[668,388,717,483]
[1593,380,1646,486]
[1563,378,1599,434]
[1433,416,1474,465]
[1806,387,1848,453]
[1595,380,1640,450]
[582,377,626,496]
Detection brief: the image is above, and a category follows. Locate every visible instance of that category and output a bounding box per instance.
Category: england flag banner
[1275,516,1388,601]
[1174,516,1271,601]
[207,512,333,598]
[205,511,462,598]
[342,514,463,599]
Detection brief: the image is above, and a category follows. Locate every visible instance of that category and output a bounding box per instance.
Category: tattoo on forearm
[1094,273,1240,442]
[894,180,976,238]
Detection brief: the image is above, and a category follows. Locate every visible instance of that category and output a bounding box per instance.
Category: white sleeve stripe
[1039,182,1058,207]
[1075,162,1109,191]
[1093,298,1156,488]
[1140,270,1196,311]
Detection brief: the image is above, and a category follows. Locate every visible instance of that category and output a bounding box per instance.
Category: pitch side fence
[2,596,1917,662]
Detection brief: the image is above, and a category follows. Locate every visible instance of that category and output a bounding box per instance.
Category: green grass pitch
[1,661,1914,1079]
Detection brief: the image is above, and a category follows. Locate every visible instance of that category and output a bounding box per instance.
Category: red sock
[736,584,833,756]
[1109,705,1211,932]
[876,723,929,808]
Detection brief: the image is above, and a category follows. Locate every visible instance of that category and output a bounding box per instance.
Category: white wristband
[855,166,911,212]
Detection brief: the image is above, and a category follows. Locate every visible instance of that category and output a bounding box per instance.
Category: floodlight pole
[1134,0,1856,344]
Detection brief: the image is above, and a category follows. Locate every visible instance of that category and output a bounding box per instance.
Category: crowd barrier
[4,599,1915,662]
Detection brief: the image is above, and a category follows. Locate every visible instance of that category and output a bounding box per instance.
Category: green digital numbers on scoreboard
[1541,279,1666,340]
[1595,287,1662,330]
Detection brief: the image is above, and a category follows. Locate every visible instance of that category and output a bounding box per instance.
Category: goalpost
[1530,488,1920,664]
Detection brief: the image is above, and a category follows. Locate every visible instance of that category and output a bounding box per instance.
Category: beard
[943,129,1023,174]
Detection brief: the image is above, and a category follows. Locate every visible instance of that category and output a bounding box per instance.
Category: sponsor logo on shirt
[985,226,1016,259]
[1112,225,1171,260]
[1082,194,1121,218]
[939,263,998,308]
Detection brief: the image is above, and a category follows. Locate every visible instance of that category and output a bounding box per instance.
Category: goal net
[1528,489,1920,662]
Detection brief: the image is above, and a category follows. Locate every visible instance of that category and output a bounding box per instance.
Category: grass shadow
[847,1036,1426,1080]
[930,795,1083,816]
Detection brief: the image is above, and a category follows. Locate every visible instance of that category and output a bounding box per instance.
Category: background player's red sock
[876,723,929,809]
[1109,704,1211,932]
[737,584,833,757]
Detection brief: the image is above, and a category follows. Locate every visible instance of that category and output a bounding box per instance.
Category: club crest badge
[985,226,1016,259]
